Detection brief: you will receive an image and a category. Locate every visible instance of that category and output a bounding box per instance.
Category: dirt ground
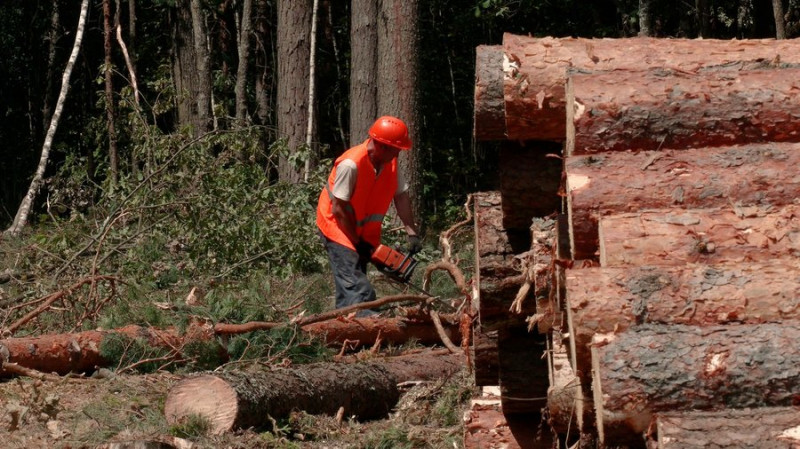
[0,368,473,449]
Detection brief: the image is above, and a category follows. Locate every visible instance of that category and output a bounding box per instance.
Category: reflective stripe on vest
[316,140,397,250]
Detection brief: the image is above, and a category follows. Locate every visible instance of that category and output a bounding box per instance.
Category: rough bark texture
[474,45,506,141]
[655,407,800,448]
[499,142,563,231]
[527,217,559,333]
[349,0,377,144]
[566,68,800,156]
[547,337,578,435]
[566,142,800,259]
[567,262,800,392]
[0,325,217,376]
[497,33,800,141]
[165,351,464,434]
[472,329,498,387]
[592,323,800,447]
[599,206,800,267]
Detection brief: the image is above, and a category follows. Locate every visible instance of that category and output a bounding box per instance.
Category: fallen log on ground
[598,206,800,267]
[0,313,461,377]
[567,262,800,389]
[566,142,800,259]
[0,324,218,376]
[164,349,464,434]
[592,323,800,447]
[566,68,800,155]
[483,33,800,142]
[652,407,800,448]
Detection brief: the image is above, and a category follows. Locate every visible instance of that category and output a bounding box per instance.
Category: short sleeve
[331,159,358,201]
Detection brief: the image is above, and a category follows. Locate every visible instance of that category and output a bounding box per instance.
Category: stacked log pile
[472,32,800,448]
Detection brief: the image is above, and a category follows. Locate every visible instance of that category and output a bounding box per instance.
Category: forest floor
[0,362,475,449]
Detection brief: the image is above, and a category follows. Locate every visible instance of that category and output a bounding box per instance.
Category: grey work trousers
[318,232,377,316]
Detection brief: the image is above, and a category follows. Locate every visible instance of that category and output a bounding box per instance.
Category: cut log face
[566,142,800,259]
[566,68,800,156]
[599,206,800,267]
[497,33,800,141]
[592,323,800,447]
[567,262,800,392]
[655,407,800,448]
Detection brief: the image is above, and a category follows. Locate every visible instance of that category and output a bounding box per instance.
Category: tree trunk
[473,45,505,141]
[566,68,800,156]
[5,0,89,236]
[592,323,800,447]
[277,0,312,183]
[567,262,800,392]
[189,0,213,134]
[566,142,800,259]
[103,0,119,184]
[164,350,463,434]
[349,0,378,146]
[484,33,800,142]
[234,0,254,126]
[472,329,498,386]
[378,0,420,216]
[774,0,788,39]
[598,206,800,267]
[638,0,652,36]
[172,0,211,136]
[253,0,272,144]
[654,408,800,448]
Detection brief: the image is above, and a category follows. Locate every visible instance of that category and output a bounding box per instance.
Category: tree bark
[103,0,119,184]
[234,0,254,126]
[164,350,464,434]
[638,0,652,36]
[349,0,378,145]
[189,0,213,134]
[301,313,461,348]
[0,325,217,376]
[472,329,498,386]
[566,142,800,259]
[592,323,800,447]
[6,0,89,236]
[567,262,800,392]
[473,45,505,141]
[654,407,800,448]
[566,68,800,156]
[277,0,312,182]
[599,206,800,267]
[378,0,420,215]
[489,33,800,142]
[774,0,787,39]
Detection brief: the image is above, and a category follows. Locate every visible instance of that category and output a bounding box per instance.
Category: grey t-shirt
[331,159,408,201]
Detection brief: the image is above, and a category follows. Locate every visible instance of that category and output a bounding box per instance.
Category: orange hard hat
[369,116,412,150]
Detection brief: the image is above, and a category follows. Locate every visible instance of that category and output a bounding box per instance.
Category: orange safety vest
[316,140,398,250]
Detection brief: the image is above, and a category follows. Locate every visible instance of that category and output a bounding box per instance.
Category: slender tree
[349,0,378,146]
[235,0,254,126]
[103,0,120,184]
[276,0,313,183]
[377,0,421,218]
[639,0,652,36]
[773,0,787,38]
[6,0,90,236]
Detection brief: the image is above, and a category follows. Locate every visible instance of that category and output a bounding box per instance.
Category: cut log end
[164,375,238,435]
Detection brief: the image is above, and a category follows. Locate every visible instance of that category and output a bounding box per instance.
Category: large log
[302,314,462,348]
[567,262,800,391]
[566,142,800,259]
[494,33,800,142]
[474,45,506,141]
[599,206,800,267]
[592,323,800,447]
[566,68,800,156]
[164,350,464,434]
[653,407,800,448]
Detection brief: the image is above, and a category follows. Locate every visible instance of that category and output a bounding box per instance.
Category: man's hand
[407,235,422,255]
[355,241,374,263]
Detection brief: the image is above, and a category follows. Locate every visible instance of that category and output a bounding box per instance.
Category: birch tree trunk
[6,0,89,237]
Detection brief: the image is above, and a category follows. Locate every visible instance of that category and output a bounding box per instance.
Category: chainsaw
[370,244,432,297]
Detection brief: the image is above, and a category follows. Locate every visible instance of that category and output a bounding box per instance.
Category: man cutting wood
[316,116,421,316]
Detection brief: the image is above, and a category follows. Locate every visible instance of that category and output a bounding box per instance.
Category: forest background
[0,0,799,447]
